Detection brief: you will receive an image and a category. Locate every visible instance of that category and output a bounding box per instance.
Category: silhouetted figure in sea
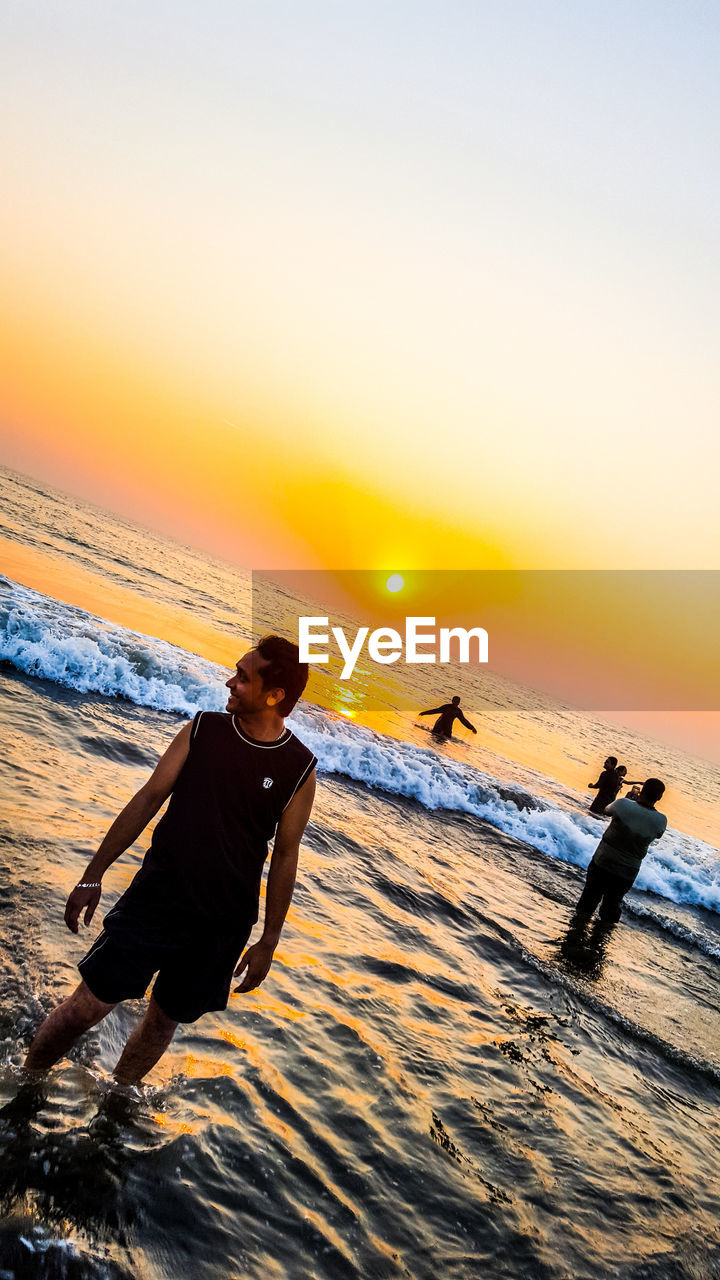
[588,760,642,813]
[574,778,668,925]
[588,756,623,813]
[419,695,477,740]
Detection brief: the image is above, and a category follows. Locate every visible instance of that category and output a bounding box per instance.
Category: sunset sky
[1,1,718,577]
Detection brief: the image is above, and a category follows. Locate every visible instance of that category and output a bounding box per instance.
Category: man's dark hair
[639,777,665,804]
[606,756,618,768]
[451,695,461,704]
[256,635,309,716]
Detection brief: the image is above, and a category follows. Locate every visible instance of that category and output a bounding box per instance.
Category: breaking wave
[2,577,718,926]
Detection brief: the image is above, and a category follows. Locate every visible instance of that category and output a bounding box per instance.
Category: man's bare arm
[234,769,316,993]
[64,721,193,933]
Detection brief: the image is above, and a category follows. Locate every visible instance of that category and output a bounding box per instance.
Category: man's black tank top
[135,711,317,928]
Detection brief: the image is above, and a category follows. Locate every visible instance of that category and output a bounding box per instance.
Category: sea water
[0,466,719,1279]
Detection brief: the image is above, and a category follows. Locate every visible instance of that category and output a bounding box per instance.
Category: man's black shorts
[78,871,253,1023]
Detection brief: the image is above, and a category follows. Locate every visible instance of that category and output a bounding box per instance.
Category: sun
[386,574,404,593]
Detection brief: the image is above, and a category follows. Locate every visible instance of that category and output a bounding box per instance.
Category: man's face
[225,650,273,715]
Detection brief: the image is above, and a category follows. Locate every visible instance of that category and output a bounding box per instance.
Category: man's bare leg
[24,981,116,1071]
[112,996,178,1085]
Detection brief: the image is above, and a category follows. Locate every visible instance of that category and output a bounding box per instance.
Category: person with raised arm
[419,695,478,741]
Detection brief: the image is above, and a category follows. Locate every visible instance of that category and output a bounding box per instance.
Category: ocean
[0,465,719,1279]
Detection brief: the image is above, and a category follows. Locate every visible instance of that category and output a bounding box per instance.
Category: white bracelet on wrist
[76,882,102,889]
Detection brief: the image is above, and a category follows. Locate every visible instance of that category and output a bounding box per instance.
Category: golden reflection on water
[218,1029,247,1052]
[172,1051,233,1080]
[237,990,308,1023]
[292,952,321,968]
[151,1112,193,1135]
[292,920,328,942]
[5,532,718,844]
[288,961,351,990]
[0,536,239,668]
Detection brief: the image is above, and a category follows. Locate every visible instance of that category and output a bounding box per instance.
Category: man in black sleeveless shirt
[25,636,317,1084]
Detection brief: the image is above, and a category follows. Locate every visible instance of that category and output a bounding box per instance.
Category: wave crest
[2,577,719,925]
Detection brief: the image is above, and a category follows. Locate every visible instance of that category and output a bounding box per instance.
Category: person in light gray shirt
[575,778,667,924]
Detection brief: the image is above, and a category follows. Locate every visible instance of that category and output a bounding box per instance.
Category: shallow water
[1,671,720,1279]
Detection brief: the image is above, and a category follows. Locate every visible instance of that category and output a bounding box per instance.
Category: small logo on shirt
[263,777,273,789]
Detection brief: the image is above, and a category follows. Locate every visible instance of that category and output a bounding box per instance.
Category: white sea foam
[2,578,719,921]
[0,578,226,715]
[289,704,720,924]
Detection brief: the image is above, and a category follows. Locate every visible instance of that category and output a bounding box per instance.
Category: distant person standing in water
[588,756,622,814]
[419,696,477,740]
[23,636,317,1085]
[574,778,667,924]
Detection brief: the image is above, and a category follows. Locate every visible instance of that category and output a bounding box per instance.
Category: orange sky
[2,3,719,575]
